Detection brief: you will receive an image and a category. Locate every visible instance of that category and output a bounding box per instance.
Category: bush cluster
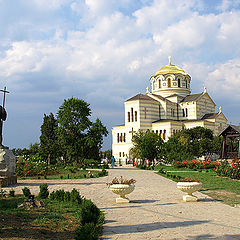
[38,183,49,199]
[158,167,181,181]
[172,159,219,169]
[16,156,51,177]
[49,187,103,239]
[50,188,82,204]
[215,158,240,180]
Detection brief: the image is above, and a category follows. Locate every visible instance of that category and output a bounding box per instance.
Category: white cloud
[206,58,240,100]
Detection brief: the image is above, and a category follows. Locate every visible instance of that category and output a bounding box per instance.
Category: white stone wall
[196,93,216,119]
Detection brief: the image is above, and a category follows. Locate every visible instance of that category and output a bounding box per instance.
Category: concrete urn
[109,184,135,203]
[177,181,202,202]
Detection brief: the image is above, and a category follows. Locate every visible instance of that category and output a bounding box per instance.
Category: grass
[0,196,83,239]
[19,169,107,180]
[155,165,197,172]
[156,165,240,206]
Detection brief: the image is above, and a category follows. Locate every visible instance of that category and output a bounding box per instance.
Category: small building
[219,125,240,159]
[112,58,228,164]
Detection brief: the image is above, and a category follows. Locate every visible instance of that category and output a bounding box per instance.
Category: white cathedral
[112,58,228,164]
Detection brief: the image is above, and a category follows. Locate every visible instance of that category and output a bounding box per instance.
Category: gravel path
[4,167,240,240]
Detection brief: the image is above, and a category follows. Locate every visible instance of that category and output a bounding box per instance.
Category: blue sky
[0,0,240,150]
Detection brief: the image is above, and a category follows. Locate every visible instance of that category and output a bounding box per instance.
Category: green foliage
[49,188,82,204]
[77,199,101,225]
[22,187,31,197]
[172,159,219,169]
[162,127,222,163]
[70,188,82,204]
[75,223,99,240]
[16,156,50,177]
[215,158,240,180]
[97,168,107,177]
[38,184,49,199]
[9,189,15,197]
[40,113,60,165]
[57,97,108,162]
[131,130,163,163]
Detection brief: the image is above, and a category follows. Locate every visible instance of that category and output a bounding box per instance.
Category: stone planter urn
[177,181,202,202]
[109,184,135,203]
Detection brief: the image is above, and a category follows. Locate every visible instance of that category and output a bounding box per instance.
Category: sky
[0,0,240,150]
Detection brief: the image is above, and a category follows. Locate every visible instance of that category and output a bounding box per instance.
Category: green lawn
[19,169,107,180]
[0,197,79,239]
[156,165,240,206]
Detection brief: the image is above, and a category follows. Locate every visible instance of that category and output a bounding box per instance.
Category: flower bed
[172,159,219,169]
[215,158,240,180]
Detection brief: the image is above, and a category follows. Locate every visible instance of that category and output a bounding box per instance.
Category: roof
[154,61,188,76]
[201,113,218,120]
[219,124,240,136]
[126,94,159,102]
[181,93,202,102]
[152,119,180,123]
[166,94,184,99]
[150,93,168,102]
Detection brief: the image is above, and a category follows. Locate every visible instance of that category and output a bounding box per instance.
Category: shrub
[215,158,240,180]
[38,183,49,199]
[75,223,98,240]
[64,191,71,202]
[50,191,55,200]
[172,159,219,169]
[22,187,31,198]
[54,189,65,201]
[78,199,100,225]
[9,189,15,197]
[70,188,82,204]
[16,156,49,177]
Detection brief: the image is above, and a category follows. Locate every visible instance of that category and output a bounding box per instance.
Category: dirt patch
[0,211,77,240]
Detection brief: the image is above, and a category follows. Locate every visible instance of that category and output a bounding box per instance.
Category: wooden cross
[143,107,148,119]
[0,87,9,108]
[129,127,136,138]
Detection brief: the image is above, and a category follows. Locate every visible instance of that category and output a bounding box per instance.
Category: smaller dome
[154,58,187,76]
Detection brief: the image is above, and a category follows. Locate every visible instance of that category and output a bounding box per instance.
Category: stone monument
[0,87,17,187]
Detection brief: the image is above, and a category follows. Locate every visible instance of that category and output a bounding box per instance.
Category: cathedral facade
[112,58,228,163]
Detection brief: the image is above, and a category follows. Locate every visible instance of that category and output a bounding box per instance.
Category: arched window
[185,108,188,117]
[178,78,181,87]
[128,112,130,122]
[158,79,161,88]
[117,133,119,143]
[135,111,137,122]
[153,80,155,90]
[182,109,185,117]
[124,133,126,142]
[163,130,166,140]
[168,78,171,88]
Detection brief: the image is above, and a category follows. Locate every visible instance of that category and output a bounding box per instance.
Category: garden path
[4,167,240,240]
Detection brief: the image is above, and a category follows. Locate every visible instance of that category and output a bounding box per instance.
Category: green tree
[131,130,163,165]
[56,97,108,163]
[40,113,60,164]
[85,118,108,160]
[162,127,221,162]
[57,97,92,163]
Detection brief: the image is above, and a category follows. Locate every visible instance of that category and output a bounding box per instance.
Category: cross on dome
[168,56,172,65]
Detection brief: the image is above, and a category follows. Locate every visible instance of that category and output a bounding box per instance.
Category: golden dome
[154,57,187,76]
